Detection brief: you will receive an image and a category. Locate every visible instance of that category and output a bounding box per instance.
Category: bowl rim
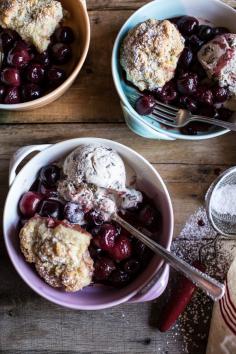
[0,0,90,110]
[3,137,174,310]
[111,0,236,141]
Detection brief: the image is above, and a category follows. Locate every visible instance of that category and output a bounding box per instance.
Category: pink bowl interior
[4,138,173,309]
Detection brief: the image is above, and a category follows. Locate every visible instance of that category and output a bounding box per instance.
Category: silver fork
[151,100,236,131]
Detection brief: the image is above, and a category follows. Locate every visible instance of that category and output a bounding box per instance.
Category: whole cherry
[212,86,230,103]
[196,86,213,106]
[135,95,155,115]
[176,16,199,36]
[0,29,18,52]
[109,234,132,261]
[38,199,64,219]
[4,86,21,104]
[19,191,44,218]
[39,165,61,187]
[51,43,72,64]
[26,63,45,84]
[47,67,66,87]
[64,202,85,225]
[157,80,178,103]
[53,26,75,44]
[93,257,116,281]
[177,72,198,95]
[93,223,117,251]
[7,44,30,68]
[1,67,21,86]
[21,83,42,102]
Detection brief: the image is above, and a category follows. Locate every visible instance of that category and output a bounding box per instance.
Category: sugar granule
[159,206,236,354]
[211,184,236,216]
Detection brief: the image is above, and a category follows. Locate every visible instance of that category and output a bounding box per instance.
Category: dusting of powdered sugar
[211,184,236,216]
[178,206,217,240]
[156,206,236,354]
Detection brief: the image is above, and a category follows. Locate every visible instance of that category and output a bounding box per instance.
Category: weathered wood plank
[87,0,145,10]
[0,253,201,354]
[0,287,179,353]
[87,0,236,10]
[0,124,235,165]
[0,123,235,238]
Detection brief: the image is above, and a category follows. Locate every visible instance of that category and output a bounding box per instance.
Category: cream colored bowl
[0,0,90,111]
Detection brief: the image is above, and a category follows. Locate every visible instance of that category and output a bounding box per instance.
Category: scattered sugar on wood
[160,207,236,353]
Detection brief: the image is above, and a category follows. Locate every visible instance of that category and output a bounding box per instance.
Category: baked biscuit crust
[0,0,63,52]
[19,216,94,292]
[120,19,185,91]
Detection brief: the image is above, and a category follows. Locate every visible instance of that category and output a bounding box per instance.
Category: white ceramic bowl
[3,138,174,309]
[112,0,236,140]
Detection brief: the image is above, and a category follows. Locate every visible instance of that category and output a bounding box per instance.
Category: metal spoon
[112,214,225,301]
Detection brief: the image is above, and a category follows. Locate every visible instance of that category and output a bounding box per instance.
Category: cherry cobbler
[0,0,75,104]
[18,144,161,291]
[121,16,235,135]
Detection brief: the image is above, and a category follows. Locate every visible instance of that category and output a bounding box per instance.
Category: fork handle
[190,116,236,131]
[113,214,225,301]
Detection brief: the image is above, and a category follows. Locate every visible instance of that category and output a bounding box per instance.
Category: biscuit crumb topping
[0,0,63,52]
[120,19,185,91]
[19,216,94,292]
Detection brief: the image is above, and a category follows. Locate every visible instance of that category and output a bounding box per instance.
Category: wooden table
[1,1,236,353]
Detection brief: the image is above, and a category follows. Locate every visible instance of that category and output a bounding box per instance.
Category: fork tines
[151,100,178,126]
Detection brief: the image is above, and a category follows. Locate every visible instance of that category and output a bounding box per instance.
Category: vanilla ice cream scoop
[59,143,143,221]
[63,144,126,191]
[198,34,236,95]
